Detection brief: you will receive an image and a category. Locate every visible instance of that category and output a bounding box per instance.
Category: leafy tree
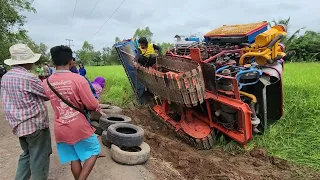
[75,41,95,65]
[93,51,101,66]
[102,47,112,65]
[157,42,174,54]
[288,31,320,61]
[133,27,153,42]
[269,17,305,57]
[0,0,36,63]
[115,37,121,43]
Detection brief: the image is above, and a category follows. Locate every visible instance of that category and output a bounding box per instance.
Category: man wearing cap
[1,44,52,180]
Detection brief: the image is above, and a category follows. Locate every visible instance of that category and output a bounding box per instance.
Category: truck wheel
[111,142,150,165]
[99,104,123,115]
[102,130,111,148]
[100,115,132,131]
[107,123,144,147]
[91,120,103,135]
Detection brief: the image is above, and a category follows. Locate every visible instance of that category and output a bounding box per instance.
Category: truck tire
[111,142,150,165]
[102,130,111,148]
[100,115,132,131]
[107,123,144,147]
[91,120,103,135]
[99,104,123,115]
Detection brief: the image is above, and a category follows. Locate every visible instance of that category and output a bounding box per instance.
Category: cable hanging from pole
[84,0,100,23]
[70,0,78,29]
[91,0,126,39]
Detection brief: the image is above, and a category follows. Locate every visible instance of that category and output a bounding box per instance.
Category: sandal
[98,153,106,158]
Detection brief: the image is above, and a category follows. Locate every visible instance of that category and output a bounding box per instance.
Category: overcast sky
[22,0,320,51]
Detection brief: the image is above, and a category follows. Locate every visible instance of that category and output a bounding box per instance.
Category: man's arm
[27,76,50,101]
[153,44,162,54]
[78,79,99,111]
[133,48,142,62]
[84,76,98,99]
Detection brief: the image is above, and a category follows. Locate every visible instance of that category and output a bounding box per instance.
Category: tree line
[1,1,320,66]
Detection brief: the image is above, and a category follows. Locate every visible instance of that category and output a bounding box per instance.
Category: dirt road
[0,102,156,180]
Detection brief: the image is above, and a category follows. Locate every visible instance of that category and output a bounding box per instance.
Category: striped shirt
[1,66,49,137]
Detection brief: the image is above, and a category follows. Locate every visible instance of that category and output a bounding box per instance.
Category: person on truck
[134,37,162,67]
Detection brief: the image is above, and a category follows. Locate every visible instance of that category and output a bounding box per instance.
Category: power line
[84,0,100,22]
[80,0,101,29]
[70,0,78,28]
[91,0,126,39]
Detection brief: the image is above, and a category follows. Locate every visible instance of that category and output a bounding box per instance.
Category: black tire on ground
[99,104,123,115]
[111,142,150,165]
[99,104,111,109]
[90,111,102,121]
[91,120,103,135]
[99,114,132,131]
[107,123,144,147]
[101,130,112,148]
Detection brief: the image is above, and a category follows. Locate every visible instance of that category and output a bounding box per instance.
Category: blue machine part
[247,26,268,43]
[114,39,146,104]
[185,37,201,42]
[216,65,263,90]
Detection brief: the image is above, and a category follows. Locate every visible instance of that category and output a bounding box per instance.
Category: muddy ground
[124,107,320,180]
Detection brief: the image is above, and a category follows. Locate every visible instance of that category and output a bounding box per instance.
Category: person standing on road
[1,44,52,180]
[79,64,87,77]
[43,45,101,179]
[36,63,45,81]
[49,62,56,75]
[70,57,79,74]
[43,62,50,78]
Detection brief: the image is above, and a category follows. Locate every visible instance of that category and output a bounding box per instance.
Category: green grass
[86,63,320,169]
[86,66,135,107]
[250,62,320,169]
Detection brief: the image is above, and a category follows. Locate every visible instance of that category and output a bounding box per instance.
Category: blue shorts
[56,134,101,164]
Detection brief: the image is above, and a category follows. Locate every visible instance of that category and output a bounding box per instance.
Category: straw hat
[4,44,41,66]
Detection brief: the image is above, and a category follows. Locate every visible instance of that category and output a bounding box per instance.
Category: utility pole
[65,39,74,47]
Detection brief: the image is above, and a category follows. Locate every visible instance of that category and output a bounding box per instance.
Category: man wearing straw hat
[1,44,52,180]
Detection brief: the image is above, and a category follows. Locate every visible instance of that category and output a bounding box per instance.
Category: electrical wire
[82,0,100,25]
[91,0,126,39]
[70,0,78,28]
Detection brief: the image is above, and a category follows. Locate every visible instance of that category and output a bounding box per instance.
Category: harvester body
[115,21,286,149]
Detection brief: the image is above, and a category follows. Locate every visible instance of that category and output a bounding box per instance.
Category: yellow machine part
[255,25,287,47]
[239,25,287,66]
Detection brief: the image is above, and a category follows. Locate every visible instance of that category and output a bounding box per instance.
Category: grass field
[86,66,135,107]
[86,63,320,169]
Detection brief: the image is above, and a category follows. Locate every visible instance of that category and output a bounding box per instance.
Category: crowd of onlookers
[0,44,106,180]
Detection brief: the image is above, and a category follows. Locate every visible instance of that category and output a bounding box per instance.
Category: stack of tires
[96,104,150,165]
[91,104,123,135]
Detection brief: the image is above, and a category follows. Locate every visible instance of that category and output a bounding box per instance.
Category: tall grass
[250,63,320,169]
[86,66,135,107]
[86,63,320,169]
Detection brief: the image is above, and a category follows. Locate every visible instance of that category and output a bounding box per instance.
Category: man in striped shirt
[1,44,52,180]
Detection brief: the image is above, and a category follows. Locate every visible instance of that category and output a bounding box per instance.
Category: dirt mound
[123,107,320,180]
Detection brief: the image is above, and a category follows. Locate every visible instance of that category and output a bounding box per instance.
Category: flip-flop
[98,154,106,158]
